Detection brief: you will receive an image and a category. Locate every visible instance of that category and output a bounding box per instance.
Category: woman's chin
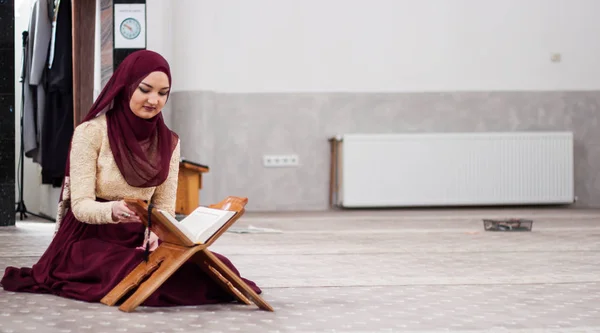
[133,110,160,119]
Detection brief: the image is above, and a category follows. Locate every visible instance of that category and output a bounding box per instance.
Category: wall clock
[114,4,146,49]
[120,17,141,40]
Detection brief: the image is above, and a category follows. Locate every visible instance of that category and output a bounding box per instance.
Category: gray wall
[170,91,600,211]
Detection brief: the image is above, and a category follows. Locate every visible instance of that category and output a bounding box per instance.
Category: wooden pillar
[72,0,97,127]
[328,136,342,209]
[176,162,210,215]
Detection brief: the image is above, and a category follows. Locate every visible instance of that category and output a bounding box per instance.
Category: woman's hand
[137,231,159,251]
[148,231,159,251]
[111,200,142,223]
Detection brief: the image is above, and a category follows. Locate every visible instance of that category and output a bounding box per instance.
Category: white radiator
[331,132,574,208]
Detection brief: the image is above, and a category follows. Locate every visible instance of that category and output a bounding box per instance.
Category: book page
[157,210,196,242]
[181,207,236,243]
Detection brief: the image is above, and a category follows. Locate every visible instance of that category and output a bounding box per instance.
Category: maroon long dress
[1,208,260,306]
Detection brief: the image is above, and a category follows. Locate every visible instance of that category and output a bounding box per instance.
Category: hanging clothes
[22,0,52,165]
[41,0,73,187]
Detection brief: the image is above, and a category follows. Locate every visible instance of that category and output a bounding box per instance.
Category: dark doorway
[0,0,15,226]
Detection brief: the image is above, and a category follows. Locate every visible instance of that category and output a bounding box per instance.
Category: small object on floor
[483,218,533,232]
[227,225,283,234]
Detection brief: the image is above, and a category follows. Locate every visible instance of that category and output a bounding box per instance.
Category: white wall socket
[263,154,299,167]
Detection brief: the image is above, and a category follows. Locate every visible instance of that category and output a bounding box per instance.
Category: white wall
[146,0,174,127]
[146,0,174,71]
[93,0,101,100]
[171,0,600,93]
[17,0,600,213]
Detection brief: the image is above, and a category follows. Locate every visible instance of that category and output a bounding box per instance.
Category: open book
[157,206,236,244]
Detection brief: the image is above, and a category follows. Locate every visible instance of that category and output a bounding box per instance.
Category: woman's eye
[139,87,149,93]
[159,92,168,96]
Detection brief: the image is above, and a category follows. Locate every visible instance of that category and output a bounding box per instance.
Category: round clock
[120,18,141,40]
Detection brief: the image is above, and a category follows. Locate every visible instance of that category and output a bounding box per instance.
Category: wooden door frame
[72,0,96,127]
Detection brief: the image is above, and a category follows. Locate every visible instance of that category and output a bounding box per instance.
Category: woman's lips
[144,106,156,111]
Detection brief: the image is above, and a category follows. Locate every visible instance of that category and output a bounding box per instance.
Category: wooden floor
[1,207,600,332]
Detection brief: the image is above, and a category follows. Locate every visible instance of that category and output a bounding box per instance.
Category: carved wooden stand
[100,196,274,313]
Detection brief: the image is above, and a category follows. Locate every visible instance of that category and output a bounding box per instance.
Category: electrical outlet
[263,154,299,167]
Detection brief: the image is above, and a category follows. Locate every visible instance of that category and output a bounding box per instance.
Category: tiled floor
[1,207,600,332]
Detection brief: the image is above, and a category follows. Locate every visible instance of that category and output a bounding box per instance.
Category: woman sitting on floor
[1,50,261,306]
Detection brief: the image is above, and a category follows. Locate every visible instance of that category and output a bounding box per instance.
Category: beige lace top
[68,114,180,224]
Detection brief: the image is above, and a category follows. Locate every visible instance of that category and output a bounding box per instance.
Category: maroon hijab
[64,50,178,192]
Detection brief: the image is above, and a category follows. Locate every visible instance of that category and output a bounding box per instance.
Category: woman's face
[129,71,170,119]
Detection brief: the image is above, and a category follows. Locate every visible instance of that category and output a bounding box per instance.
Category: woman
[1,50,261,306]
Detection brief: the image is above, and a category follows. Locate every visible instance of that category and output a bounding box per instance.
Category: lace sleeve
[151,139,181,217]
[69,121,116,224]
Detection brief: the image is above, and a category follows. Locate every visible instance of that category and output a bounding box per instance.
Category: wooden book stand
[100,196,274,312]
